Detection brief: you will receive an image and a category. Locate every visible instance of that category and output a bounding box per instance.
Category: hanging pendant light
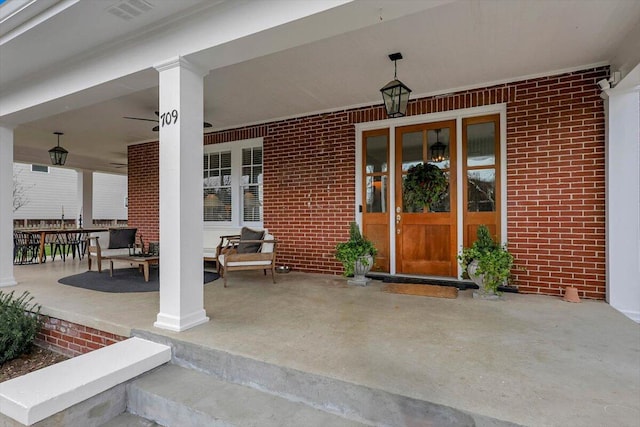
[430,129,447,162]
[48,132,68,166]
[380,52,412,118]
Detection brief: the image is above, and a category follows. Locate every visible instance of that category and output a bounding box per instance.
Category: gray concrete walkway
[7,261,640,426]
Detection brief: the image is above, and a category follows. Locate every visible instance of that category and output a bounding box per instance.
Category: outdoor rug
[382,283,459,299]
[58,269,219,293]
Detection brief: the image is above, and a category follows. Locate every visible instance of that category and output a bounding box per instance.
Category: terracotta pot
[563,286,581,303]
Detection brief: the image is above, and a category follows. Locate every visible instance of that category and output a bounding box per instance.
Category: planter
[348,254,373,286]
[468,259,503,300]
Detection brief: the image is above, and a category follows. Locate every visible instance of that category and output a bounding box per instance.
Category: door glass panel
[430,171,451,213]
[366,135,388,173]
[467,169,496,212]
[401,131,423,171]
[428,128,451,168]
[366,175,387,213]
[467,122,495,166]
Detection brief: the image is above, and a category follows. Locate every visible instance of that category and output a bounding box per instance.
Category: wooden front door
[395,120,458,276]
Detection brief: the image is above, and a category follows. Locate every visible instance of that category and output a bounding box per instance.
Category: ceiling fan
[123,111,212,132]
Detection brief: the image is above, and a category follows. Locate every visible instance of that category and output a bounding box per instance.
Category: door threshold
[366,273,519,293]
[366,273,475,290]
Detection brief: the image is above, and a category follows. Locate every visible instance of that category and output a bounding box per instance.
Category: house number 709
[160,109,178,128]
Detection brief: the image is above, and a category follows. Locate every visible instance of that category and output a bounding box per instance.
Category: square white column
[0,126,17,287]
[605,88,640,323]
[77,170,93,227]
[153,57,209,331]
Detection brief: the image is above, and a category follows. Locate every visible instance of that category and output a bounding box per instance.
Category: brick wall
[506,70,607,298]
[128,66,607,299]
[128,142,159,248]
[36,315,127,357]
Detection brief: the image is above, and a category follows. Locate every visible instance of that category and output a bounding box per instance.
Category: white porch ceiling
[1,0,639,174]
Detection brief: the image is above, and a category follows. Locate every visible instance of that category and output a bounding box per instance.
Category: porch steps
[101,412,161,427]
[126,364,368,426]
[130,331,520,427]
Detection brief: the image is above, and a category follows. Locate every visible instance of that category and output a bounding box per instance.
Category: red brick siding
[36,315,127,357]
[128,66,607,299]
[506,69,607,299]
[128,142,160,249]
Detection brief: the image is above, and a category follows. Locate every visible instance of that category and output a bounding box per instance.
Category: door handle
[396,214,401,224]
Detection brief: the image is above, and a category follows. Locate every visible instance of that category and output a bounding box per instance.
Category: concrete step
[127,364,368,427]
[101,412,161,427]
[133,331,500,427]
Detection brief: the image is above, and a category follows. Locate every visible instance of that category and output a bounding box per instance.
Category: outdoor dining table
[19,227,108,263]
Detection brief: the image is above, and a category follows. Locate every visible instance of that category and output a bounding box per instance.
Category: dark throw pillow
[108,228,137,249]
[237,227,264,253]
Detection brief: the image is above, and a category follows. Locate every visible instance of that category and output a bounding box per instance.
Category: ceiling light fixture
[48,132,68,166]
[380,52,412,118]
[430,129,447,162]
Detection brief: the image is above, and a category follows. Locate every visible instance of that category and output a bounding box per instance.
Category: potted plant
[458,225,514,299]
[335,222,377,286]
[403,162,448,212]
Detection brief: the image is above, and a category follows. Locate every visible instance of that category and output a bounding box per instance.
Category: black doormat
[366,273,519,293]
[58,269,219,293]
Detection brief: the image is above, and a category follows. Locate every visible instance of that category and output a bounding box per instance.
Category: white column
[153,57,208,331]
[0,126,17,287]
[605,87,640,323]
[77,170,93,227]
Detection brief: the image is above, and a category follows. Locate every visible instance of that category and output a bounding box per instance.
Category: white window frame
[203,137,263,229]
[31,164,49,173]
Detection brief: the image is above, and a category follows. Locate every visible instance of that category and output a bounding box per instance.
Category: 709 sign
[160,109,178,128]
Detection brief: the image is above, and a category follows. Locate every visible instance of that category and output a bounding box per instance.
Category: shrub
[458,225,514,294]
[335,222,377,277]
[0,291,43,365]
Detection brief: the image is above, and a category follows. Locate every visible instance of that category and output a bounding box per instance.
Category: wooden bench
[86,228,139,272]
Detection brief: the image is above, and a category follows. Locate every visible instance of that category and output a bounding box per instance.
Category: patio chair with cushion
[217,227,277,288]
[86,227,139,272]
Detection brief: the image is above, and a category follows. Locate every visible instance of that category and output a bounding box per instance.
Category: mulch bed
[0,346,69,382]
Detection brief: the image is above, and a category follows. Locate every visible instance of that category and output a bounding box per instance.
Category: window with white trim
[203,138,263,226]
[31,164,49,173]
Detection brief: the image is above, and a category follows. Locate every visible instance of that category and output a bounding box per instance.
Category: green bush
[0,291,43,365]
[335,222,377,277]
[458,225,514,294]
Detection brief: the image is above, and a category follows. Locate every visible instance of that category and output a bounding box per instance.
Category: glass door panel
[462,115,501,248]
[362,129,390,272]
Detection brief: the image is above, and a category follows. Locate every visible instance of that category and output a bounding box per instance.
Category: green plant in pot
[335,222,377,285]
[458,225,514,297]
[403,162,448,212]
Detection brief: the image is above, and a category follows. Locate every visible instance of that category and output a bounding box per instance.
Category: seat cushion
[237,227,264,253]
[218,254,272,267]
[108,228,137,249]
[261,233,274,253]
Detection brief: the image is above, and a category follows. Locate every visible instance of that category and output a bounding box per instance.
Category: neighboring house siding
[13,163,128,221]
[94,172,128,220]
[128,66,607,299]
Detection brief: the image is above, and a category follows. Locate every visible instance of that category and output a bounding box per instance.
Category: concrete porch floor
[7,259,640,427]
